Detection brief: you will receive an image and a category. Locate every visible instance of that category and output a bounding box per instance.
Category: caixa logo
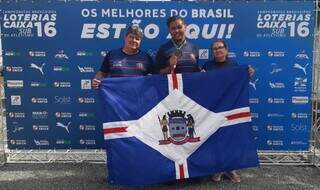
[55,112,72,118]
[243,51,260,57]
[291,112,308,119]
[79,139,96,145]
[8,112,25,118]
[54,81,71,88]
[6,66,23,72]
[228,52,236,58]
[79,125,96,131]
[32,111,48,119]
[10,139,26,145]
[7,80,24,88]
[29,51,46,57]
[54,96,72,104]
[78,97,95,104]
[267,51,285,57]
[31,97,48,104]
[292,96,309,104]
[267,140,283,146]
[267,98,285,104]
[266,125,284,132]
[32,125,49,131]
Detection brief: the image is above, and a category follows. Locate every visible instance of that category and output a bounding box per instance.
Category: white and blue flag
[100,66,259,186]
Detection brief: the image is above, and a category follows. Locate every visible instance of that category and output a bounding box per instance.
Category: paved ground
[0,163,320,190]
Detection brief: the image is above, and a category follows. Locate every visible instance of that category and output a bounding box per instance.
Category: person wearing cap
[202,39,254,183]
[92,25,154,89]
[155,15,200,74]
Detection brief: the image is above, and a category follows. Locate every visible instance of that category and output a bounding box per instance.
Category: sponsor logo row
[4,50,310,60]
[252,124,308,132]
[10,96,95,105]
[251,112,309,119]
[249,96,309,104]
[4,50,105,58]
[9,139,97,146]
[11,123,97,133]
[7,111,95,118]
[7,80,92,89]
[6,65,95,73]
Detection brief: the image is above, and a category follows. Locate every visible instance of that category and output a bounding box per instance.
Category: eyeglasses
[213,46,225,51]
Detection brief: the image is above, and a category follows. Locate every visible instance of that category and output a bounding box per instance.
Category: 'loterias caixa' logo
[158,110,200,145]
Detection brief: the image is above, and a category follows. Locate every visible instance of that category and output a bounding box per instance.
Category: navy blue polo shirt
[155,40,200,73]
[100,49,154,77]
[202,59,238,71]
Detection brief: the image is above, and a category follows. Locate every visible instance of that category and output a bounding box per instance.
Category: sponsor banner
[1,1,313,150]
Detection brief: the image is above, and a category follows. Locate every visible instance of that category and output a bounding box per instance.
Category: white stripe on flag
[176,74,183,91]
[167,75,173,93]
[103,121,136,140]
[219,107,252,127]
[175,160,189,179]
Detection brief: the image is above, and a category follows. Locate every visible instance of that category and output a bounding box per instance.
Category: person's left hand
[248,65,255,78]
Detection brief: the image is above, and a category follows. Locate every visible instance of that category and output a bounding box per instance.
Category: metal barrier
[0,0,319,166]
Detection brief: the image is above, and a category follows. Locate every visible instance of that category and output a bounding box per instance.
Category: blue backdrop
[0,0,314,150]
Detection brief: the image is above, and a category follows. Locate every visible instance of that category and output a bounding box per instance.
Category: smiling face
[123,33,141,54]
[169,19,186,44]
[212,41,228,62]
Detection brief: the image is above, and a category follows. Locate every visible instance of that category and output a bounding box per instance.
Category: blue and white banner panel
[0,0,314,150]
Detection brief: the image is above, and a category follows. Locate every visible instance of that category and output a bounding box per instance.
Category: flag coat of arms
[100,66,259,186]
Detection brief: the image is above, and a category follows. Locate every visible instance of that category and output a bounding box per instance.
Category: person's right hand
[169,55,178,70]
[92,78,101,89]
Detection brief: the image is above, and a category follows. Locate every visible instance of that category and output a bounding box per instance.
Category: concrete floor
[0,163,320,190]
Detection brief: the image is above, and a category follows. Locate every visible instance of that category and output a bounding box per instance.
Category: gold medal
[174,49,182,58]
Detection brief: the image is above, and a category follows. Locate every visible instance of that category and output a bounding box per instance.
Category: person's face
[124,33,141,52]
[169,19,186,42]
[212,41,228,62]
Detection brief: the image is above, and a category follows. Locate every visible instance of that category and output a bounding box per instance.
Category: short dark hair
[212,39,228,51]
[166,15,185,28]
[126,25,143,39]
